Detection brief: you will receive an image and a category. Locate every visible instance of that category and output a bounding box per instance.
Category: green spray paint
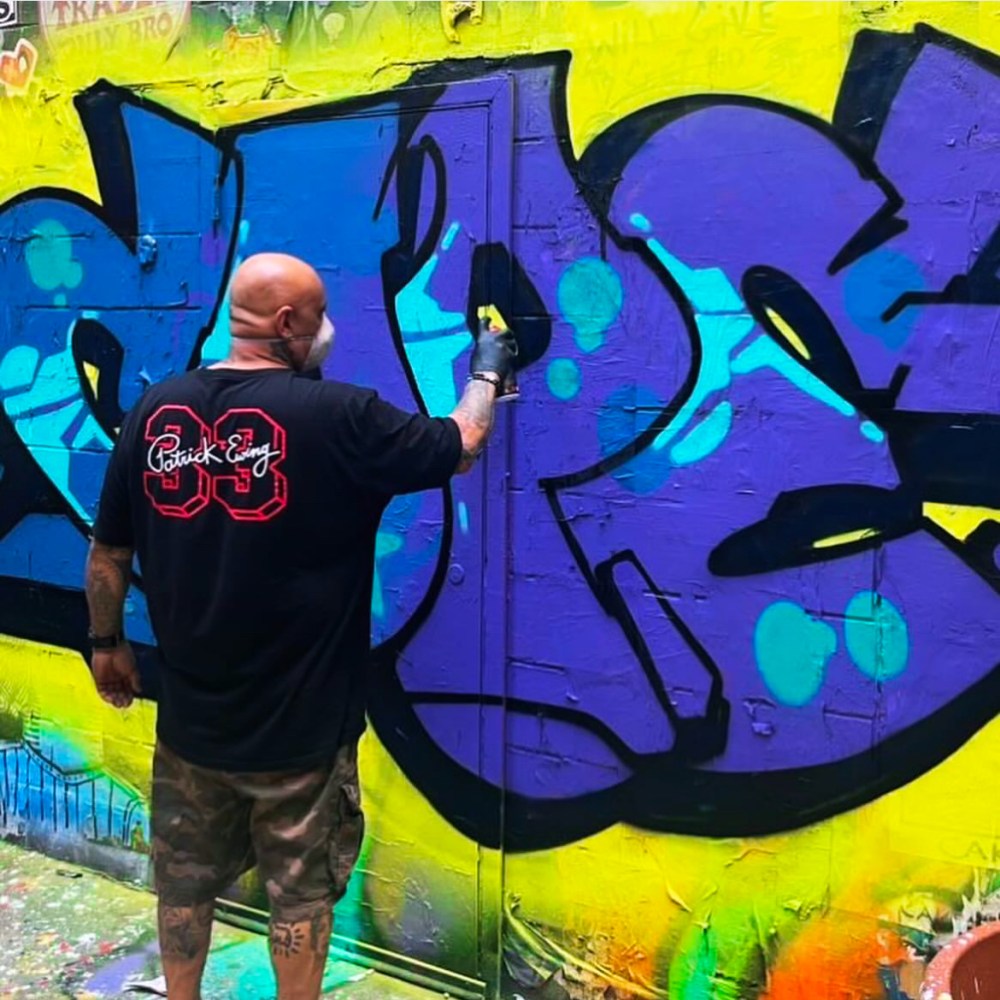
[670,924,722,1000]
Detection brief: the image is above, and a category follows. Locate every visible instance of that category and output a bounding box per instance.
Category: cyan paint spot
[629,212,652,233]
[558,257,624,351]
[843,249,925,350]
[546,358,581,400]
[670,401,733,466]
[844,590,910,681]
[458,501,469,535]
[860,420,885,443]
[53,293,67,308]
[754,601,837,706]
[25,220,83,292]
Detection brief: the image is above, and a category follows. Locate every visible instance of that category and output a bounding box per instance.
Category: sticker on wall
[39,1,190,59]
[0,36,35,95]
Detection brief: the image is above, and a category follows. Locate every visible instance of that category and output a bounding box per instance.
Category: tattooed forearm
[450,378,498,473]
[85,540,134,636]
[158,902,214,961]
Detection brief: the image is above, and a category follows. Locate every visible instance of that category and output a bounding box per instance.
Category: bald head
[229,253,326,341]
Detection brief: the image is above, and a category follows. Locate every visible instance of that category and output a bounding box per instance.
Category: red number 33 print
[143,405,288,523]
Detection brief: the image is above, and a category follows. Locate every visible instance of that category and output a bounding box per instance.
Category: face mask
[300,314,334,372]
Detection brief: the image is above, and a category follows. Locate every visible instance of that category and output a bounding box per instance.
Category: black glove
[470,314,518,381]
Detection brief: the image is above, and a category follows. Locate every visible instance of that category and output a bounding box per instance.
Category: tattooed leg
[270,907,332,1000]
[158,900,214,1000]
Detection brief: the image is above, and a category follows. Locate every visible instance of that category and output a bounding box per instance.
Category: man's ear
[274,305,295,338]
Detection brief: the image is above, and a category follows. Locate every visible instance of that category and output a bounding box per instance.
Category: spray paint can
[476,304,519,401]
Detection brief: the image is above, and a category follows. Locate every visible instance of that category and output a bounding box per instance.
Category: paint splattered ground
[0,841,439,1000]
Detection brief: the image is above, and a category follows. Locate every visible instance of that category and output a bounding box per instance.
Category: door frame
[215,73,515,1000]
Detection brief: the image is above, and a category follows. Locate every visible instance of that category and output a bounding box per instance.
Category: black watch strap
[88,628,124,650]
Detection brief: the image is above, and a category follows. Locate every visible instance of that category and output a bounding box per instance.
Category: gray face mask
[300,314,335,371]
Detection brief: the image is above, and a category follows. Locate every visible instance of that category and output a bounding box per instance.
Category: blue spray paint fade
[597,384,668,494]
[843,249,926,350]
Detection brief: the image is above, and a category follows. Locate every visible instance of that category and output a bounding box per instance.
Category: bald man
[84,253,516,1000]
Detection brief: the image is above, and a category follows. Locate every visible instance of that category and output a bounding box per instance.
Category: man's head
[228,253,334,371]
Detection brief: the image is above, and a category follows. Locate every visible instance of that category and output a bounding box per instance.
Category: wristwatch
[88,627,124,650]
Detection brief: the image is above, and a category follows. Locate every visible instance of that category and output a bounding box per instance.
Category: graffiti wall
[2,1,1000,997]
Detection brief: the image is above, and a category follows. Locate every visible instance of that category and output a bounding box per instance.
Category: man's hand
[91,643,140,709]
[448,307,518,473]
[85,538,134,705]
[471,308,518,385]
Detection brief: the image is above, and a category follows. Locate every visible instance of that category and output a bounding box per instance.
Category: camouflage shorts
[151,740,364,923]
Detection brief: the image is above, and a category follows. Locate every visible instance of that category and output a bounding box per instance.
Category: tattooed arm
[85,540,133,636]
[448,311,517,473]
[85,540,140,708]
[449,378,499,473]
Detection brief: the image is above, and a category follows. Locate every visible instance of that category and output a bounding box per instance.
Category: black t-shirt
[93,368,461,771]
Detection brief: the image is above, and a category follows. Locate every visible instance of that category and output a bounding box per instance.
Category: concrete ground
[0,840,441,1000]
